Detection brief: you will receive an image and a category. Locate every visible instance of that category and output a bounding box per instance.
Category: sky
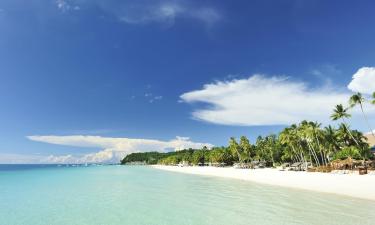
[1,0,375,163]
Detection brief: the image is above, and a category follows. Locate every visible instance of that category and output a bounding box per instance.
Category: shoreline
[151,165,375,201]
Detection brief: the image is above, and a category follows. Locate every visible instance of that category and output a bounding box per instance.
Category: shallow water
[0,165,374,225]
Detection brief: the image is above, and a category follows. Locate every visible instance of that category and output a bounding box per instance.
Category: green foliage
[331,104,351,121]
[228,137,241,161]
[121,92,375,167]
[208,147,234,165]
[191,150,205,165]
[349,93,364,108]
[333,146,362,160]
[239,136,254,162]
[121,91,375,167]
[121,152,165,164]
[121,121,371,167]
[122,149,196,165]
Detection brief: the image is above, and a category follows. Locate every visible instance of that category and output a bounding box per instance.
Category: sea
[0,164,374,225]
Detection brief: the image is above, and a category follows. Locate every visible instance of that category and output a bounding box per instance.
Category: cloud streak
[27,135,213,164]
[180,75,352,126]
[86,0,221,26]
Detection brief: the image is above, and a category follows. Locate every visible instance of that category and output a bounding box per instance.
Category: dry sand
[152,165,375,201]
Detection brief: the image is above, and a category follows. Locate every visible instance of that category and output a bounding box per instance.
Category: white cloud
[27,135,213,164]
[180,75,352,126]
[348,67,375,95]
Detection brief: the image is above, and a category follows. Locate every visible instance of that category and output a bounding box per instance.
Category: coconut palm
[337,123,354,146]
[262,135,279,165]
[229,137,242,162]
[310,121,328,166]
[298,121,321,166]
[323,125,340,161]
[331,104,360,147]
[280,125,311,166]
[240,136,253,162]
[349,92,375,138]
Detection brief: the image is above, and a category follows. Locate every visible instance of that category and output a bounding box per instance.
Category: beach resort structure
[365,134,375,156]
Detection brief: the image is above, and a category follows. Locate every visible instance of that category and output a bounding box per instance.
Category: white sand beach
[152,165,375,201]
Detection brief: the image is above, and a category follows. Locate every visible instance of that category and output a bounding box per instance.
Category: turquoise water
[0,165,374,225]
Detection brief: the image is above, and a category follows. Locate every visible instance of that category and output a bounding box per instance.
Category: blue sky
[1,0,375,163]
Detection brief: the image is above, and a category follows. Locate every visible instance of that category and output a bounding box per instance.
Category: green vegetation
[121,152,168,164]
[121,92,375,167]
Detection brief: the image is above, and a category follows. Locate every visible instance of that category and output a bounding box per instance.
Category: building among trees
[364,134,375,156]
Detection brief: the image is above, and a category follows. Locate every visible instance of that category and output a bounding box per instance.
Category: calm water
[0,165,374,225]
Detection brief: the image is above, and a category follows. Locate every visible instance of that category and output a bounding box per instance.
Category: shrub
[333,146,362,160]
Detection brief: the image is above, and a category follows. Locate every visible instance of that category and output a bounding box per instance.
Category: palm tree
[240,136,253,163]
[310,121,328,166]
[337,123,353,146]
[323,125,340,161]
[229,137,242,163]
[331,104,360,147]
[298,121,321,166]
[349,92,375,138]
[280,125,309,166]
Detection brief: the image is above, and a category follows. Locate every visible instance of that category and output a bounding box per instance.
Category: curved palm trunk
[314,133,327,166]
[235,148,242,163]
[297,141,308,170]
[342,118,360,147]
[291,145,301,163]
[306,141,320,167]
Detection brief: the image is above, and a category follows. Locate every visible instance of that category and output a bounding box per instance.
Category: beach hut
[290,162,303,171]
[278,163,291,171]
[331,158,353,170]
[330,157,363,170]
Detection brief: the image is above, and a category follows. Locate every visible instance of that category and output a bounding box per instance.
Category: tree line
[121,92,375,167]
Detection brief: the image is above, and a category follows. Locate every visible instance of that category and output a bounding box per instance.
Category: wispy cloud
[92,0,221,27]
[56,0,80,12]
[143,92,163,103]
[27,135,213,164]
[180,75,355,126]
[310,64,341,87]
[348,67,375,95]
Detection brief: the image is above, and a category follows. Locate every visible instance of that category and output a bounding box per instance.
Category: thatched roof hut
[330,157,362,170]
